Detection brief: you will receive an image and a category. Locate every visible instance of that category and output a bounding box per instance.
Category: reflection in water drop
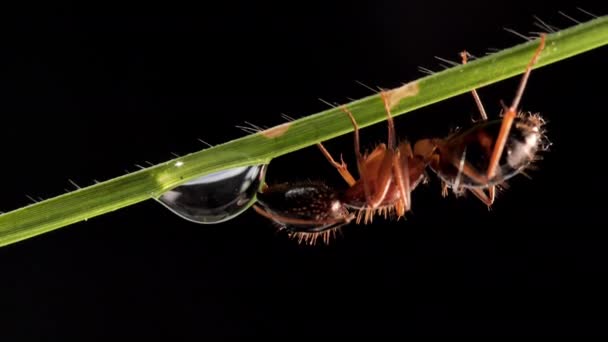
[157,164,267,224]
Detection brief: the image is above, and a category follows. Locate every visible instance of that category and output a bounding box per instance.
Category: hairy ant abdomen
[427,113,547,189]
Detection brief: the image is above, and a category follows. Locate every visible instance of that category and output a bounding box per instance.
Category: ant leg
[342,91,403,211]
[340,105,373,203]
[316,143,356,186]
[467,186,495,207]
[380,92,413,216]
[441,182,449,197]
[448,155,486,184]
[460,51,488,120]
[346,92,401,210]
[445,152,496,206]
[487,34,546,180]
[365,153,396,210]
[392,149,411,217]
[372,90,406,208]
[342,104,395,209]
[380,91,397,150]
[457,162,496,206]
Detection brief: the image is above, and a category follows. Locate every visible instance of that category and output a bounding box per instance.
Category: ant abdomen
[252,181,354,244]
[431,113,548,188]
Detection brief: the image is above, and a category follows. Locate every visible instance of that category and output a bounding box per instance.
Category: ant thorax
[432,112,547,189]
[341,151,428,211]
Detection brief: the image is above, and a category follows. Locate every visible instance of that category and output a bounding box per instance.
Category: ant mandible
[253,33,548,245]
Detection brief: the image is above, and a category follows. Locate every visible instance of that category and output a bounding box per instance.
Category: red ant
[253,34,548,245]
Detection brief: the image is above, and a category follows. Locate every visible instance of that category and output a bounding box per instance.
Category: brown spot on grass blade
[387,81,420,109]
[261,122,291,138]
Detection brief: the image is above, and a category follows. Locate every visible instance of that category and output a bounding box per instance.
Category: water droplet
[157,164,267,224]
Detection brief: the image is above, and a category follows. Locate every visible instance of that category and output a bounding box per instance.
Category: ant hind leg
[460,50,488,121]
[468,186,496,208]
[486,34,546,180]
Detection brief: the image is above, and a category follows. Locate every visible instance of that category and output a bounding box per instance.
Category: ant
[253,34,548,245]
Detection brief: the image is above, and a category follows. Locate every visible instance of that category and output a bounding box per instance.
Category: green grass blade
[1,16,607,248]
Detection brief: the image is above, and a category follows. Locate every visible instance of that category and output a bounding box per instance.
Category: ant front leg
[316,142,356,186]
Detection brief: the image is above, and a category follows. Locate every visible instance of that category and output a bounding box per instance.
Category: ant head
[255,181,352,232]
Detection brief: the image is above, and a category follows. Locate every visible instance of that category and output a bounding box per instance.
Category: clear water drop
[157,164,267,224]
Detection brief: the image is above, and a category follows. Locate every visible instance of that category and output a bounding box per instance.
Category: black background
[1,1,607,338]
